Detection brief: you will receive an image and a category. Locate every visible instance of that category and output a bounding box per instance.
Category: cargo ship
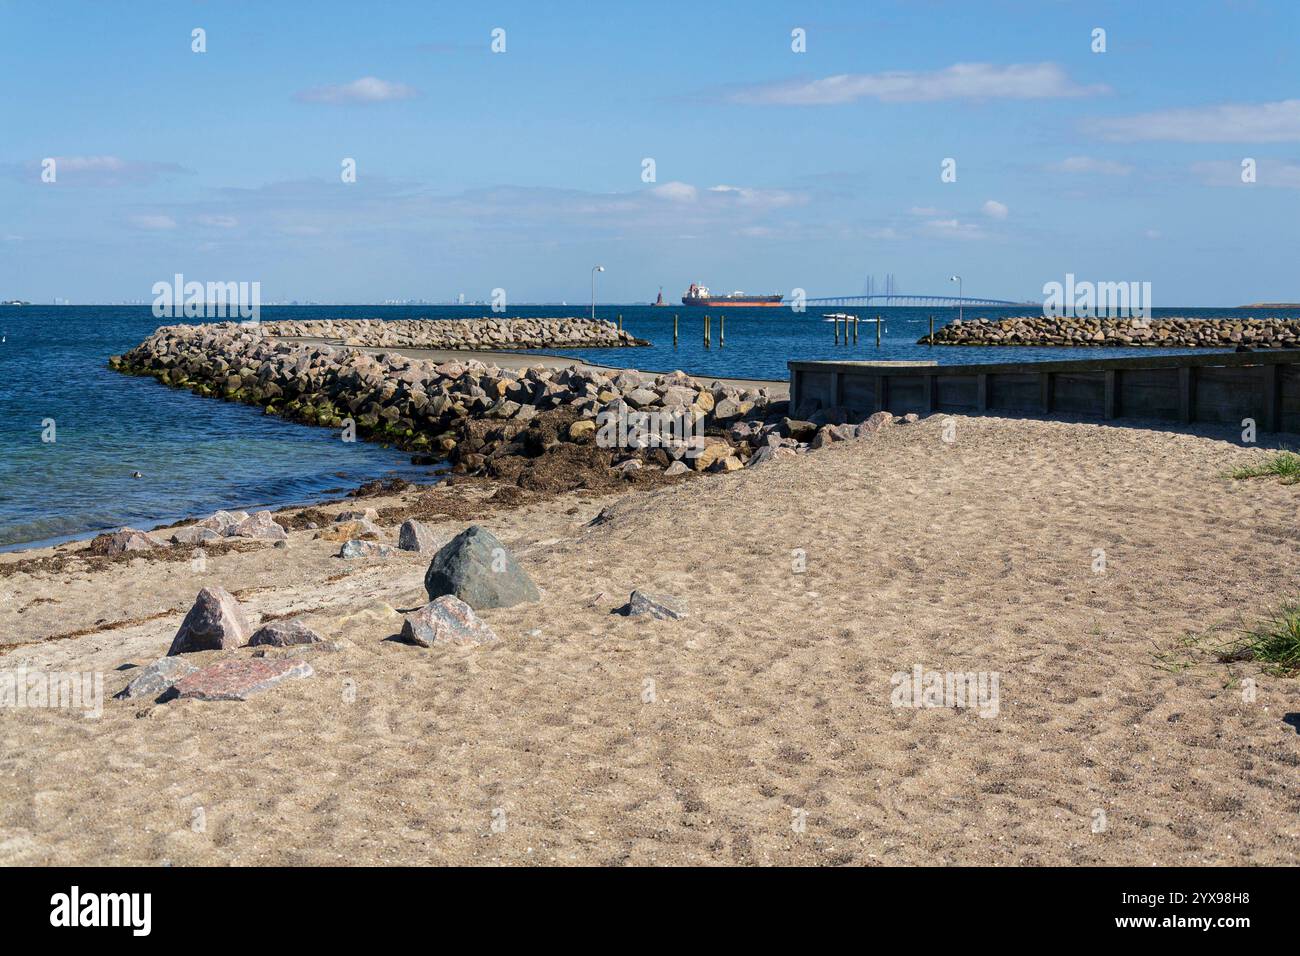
[680,283,783,307]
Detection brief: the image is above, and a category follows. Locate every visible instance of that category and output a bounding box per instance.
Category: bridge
[801,293,1028,307]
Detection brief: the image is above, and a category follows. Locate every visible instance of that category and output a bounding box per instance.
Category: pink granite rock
[400,595,498,647]
[174,658,314,701]
[167,586,252,655]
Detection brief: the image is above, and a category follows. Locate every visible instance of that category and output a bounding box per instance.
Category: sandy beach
[2,414,1297,866]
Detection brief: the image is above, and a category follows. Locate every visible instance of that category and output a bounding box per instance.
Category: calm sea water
[1,304,1294,550]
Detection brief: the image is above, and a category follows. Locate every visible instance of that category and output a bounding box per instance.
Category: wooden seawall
[789,351,1300,433]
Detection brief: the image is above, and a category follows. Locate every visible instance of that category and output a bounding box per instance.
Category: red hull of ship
[682,298,784,307]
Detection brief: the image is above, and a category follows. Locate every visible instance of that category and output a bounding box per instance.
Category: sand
[1,415,1298,866]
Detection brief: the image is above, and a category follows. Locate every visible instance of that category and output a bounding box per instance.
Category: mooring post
[853,316,859,344]
[929,314,934,346]
[705,314,711,349]
[673,313,679,347]
[720,314,725,347]
[834,317,839,345]
[617,313,622,332]
[876,314,882,347]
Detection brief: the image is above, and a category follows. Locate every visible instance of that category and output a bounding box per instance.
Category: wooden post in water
[704,314,711,349]
[719,314,725,347]
[617,313,623,332]
[928,314,934,346]
[876,314,882,347]
[673,313,679,347]
[833,316,839,345]
[853,316,859,345]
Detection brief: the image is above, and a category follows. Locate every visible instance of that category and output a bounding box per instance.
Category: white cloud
[729,62,1107,105]
[651,181,698,202]
[295,76,418,104]
[908,205,943,216]
[707,184,806,209]
[921,218,988,241]
[197,214,240,228]
[1048,156,1134,176]
[1191,159,1300,189]
[1083,99,1300,142]
[129,214,177,230]
[981,199,1008,220]
[4,155,189,186]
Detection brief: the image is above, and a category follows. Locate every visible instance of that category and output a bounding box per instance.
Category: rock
[167,586,252,655]
[400,595,499,647]
[248,619,325,647]
[397,518,440,553]
[338,539,396,559]
[810,425,838,449]
[710,455,743,472]
[690,440,733,472]
[90,528,165,555]
[115,657,198,700]
[624,387,660,409]
[169,525,222,546]
[197,510,249,533]
[174,658,314,701]
[713,397,740,419]
[618,590,688,620]
[615,458,642,473]
[335,508,379,522]
[568,419,596,441]
[901,413,920,424]
[664,460,690,477]
[856,411,895,437]
[424,525,540,609]
[317,518,382,542]
[226,510,288,540]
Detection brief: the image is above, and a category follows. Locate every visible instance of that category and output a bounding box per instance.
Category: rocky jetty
[261,317,646,350]
[111,322,916,488]
[923,316,1300,348]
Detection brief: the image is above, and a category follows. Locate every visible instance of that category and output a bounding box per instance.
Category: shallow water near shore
[1,303,1295,551]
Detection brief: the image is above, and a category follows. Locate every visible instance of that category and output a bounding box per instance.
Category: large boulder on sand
[167,586,252,655]
[423,525,539,609]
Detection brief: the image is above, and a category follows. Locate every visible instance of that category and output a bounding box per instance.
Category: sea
[1,304,1295,551]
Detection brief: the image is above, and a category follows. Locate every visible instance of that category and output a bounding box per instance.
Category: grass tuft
[1230,451,1300,485]
[1218,604,1300,676]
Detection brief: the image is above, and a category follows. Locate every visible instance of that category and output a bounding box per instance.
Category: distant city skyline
[2,0,1298,306]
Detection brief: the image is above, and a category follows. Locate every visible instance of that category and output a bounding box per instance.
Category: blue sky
[1,0,1297,305]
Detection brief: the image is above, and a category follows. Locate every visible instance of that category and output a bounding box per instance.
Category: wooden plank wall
[789,352,1300,433]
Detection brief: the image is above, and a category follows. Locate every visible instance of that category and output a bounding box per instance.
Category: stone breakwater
[261,317,647,350]
[922,316,1300,348]
[111,323,911,487]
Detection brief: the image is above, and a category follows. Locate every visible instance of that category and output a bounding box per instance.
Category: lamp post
[591,265,605,321]
[949,274,963,323]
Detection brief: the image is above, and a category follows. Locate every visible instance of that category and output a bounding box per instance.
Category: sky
[0,0,1297,306]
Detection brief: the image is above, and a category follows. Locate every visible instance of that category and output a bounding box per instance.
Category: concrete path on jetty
[274,336,790,398]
